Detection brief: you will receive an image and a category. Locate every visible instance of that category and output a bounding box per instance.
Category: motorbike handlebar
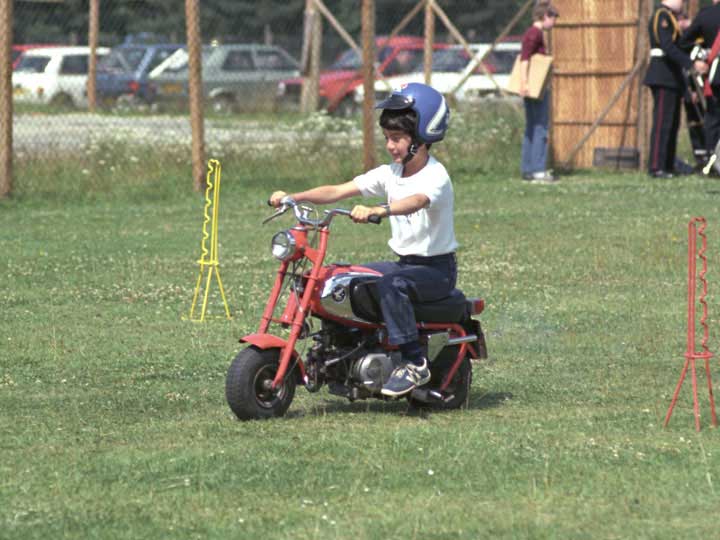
[264,197,381,227]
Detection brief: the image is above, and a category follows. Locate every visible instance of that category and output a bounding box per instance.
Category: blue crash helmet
[375,82,450,144]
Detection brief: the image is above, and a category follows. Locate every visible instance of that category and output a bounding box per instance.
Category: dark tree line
[13,0,530,60]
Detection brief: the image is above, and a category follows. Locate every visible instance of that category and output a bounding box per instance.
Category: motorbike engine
[350,351,399,393]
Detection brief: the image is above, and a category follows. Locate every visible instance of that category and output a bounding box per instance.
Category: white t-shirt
[353,156,458,257]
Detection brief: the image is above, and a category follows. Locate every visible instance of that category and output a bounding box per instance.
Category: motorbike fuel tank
[318,271,380,324]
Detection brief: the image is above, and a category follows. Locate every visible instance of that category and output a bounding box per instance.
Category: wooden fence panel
[551,0,643,169]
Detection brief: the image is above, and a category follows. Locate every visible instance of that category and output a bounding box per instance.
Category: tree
[12,0,531,51]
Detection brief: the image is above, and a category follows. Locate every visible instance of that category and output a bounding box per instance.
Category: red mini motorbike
[225,199,487,420]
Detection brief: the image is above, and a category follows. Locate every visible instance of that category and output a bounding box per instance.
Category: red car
[276,35,447,116]
[12,44,59,69]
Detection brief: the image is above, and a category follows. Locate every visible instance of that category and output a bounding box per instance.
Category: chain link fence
[3,0,536,198]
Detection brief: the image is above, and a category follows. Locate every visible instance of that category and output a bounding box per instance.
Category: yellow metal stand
[186,159,232,322]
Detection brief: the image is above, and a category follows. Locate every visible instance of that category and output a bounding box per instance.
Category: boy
[519,1,559,183]
[269,83,457,397]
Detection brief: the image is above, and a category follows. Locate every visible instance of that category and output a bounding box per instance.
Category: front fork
[267,229,329,389]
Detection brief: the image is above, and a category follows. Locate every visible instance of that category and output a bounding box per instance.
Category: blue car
[96,43,183,107]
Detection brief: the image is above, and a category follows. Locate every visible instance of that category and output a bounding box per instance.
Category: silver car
[149,43,299,112]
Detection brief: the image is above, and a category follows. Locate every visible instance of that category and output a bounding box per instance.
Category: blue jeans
[363,253,457,345]
[521,91,550,175]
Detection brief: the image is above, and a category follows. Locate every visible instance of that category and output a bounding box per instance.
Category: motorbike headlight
[271,230,296,261]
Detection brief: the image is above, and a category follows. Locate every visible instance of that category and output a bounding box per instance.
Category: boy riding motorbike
[269,83,457,398]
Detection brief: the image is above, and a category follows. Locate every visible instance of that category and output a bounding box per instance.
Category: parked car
[96,43,183,107]
[276,35,448,116]
[149,43,299,112]
[354,41,521,104]
[13,46,109,107]
[12,44,60,70]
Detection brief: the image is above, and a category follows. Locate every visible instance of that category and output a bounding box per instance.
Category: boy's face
[383,128,414,164]
[542,14,557,30]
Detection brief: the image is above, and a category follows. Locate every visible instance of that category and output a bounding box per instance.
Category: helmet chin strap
[402,141,419,166]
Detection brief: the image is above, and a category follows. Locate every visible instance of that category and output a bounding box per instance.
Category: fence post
[185,0,206,192]
[362,0,376,171]
[0,0,12,199]
[87,0,99,112]
[637,0,652,171]
[301,0,321,113]
[424,0,434,85]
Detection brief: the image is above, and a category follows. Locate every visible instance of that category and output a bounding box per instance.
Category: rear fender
[239,334,304,383]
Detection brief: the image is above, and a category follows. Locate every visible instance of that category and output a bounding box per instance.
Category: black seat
[350,278,468,323]
[413,288,468,323]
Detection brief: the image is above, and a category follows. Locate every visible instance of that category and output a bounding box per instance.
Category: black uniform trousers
[648,86,682,173]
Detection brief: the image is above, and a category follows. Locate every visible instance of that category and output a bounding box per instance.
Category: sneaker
[530,171,558,184]
[381,358,431,397]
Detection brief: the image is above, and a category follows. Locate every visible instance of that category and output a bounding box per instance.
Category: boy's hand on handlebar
[350,205,384,223]
[269,191,288,207]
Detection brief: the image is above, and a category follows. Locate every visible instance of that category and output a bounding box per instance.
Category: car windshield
[12,50,22,63]
[147,48,179,72]
[419,47,516,74]
[485,50,517,74]
[425,49,475,72]
[328,45,405,71]
[99,47,146,73]
[15,55,50,73]
[329,48,361,71]
[158,48,211,75]
[255,49,297,71]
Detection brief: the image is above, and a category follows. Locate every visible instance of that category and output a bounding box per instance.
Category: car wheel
[50,93,75,109]
[210,95,234,114]
[333,97,358,118]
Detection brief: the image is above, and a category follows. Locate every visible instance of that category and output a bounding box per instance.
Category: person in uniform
[644,0,708,178]
[679,0,720,163]
[678,12,708,171]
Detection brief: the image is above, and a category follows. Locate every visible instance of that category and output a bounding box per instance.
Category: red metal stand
[664,217,718,431]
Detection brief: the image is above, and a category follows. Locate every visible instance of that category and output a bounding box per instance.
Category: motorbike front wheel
[225,346,296,421]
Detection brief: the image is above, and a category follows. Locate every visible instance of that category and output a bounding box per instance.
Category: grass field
[3,106,720,539]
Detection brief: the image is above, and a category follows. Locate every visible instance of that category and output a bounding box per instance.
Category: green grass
[3,107,720,539]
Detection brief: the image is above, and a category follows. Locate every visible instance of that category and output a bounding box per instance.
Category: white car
[355,42,521,103]
[13,46,109,107]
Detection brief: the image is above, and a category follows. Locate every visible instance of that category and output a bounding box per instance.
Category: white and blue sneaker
[381,358,431,397]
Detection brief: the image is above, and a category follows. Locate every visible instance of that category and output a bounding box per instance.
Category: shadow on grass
[285,389,513,420]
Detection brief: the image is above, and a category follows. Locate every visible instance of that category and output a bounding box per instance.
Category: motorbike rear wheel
[225,346,296,420]
[409,349,472,410]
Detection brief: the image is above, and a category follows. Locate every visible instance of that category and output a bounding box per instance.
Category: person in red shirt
[519,2,559,183]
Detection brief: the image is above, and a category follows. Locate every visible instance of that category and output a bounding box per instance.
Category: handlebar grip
[368,215,382,225]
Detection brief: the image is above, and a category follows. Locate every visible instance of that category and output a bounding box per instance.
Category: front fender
[240,333,297,356]
[239,333,304,383]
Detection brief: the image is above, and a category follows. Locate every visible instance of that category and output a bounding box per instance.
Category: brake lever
[262,205,288,225]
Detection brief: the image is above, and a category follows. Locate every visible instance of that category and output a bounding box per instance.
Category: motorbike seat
[351,278,469,324]
[413,288,468,323]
